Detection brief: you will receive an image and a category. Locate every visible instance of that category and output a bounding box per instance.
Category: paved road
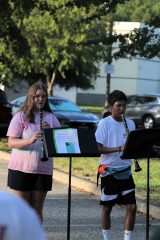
[0,159,160,240]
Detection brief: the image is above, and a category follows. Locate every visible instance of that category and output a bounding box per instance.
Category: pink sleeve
[7,112,25,137]
[50,114,61,128]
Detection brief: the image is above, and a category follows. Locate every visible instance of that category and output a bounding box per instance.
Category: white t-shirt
[0,191,47,240]
[95,115,135,168]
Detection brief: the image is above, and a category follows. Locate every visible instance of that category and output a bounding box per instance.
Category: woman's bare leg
[30,191,47,222]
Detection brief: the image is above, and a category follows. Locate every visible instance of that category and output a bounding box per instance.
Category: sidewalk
[0,150,160,220]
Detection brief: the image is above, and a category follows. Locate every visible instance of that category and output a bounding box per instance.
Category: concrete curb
[1,150,160,220]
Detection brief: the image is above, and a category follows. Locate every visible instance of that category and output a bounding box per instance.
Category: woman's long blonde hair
[20,82,52,123]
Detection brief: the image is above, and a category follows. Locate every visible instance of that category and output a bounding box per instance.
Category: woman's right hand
[8,130,42,149]
[30,130,42,144]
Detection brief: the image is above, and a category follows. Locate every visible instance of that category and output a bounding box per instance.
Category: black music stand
[121,128,160,240]
[44,127,100,240]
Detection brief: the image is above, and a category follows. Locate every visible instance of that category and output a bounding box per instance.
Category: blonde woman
[7,82,61,222]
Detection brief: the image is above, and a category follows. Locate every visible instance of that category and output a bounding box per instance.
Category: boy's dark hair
[108,90,127,106]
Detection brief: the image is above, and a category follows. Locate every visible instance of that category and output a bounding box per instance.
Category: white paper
[53,128,81,154]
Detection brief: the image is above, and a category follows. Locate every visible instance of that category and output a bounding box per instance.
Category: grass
[1,137,159,207]
[0,137,10,152]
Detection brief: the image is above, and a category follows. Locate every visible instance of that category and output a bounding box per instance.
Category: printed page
[53,128,81,154]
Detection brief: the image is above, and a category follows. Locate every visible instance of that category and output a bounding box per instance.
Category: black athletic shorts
[8,169,52,191]
[100,175,136,206]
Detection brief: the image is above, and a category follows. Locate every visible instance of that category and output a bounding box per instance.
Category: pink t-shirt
[7,111,61,175]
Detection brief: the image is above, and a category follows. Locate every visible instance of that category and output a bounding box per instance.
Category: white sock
[102,229,110,240]
[124,230,132,240]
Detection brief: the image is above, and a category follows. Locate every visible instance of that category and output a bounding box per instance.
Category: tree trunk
[47,72,55,96]
[46,63,59,96]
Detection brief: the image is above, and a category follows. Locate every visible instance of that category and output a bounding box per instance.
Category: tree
[1,0,126,94]
[113,27,160,59]
[0,0,159,95]
[112,0,160,58]
[20,3,109,95]
[0,0,35,85]
[115,0,160,27]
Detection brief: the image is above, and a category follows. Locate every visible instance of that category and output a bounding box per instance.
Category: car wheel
[143,115,154,129]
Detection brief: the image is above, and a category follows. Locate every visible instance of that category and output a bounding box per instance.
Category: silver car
[102,94,160,129]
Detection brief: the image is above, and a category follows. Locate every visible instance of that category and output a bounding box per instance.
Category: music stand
[121,128,160,240]
[44,127,100,240]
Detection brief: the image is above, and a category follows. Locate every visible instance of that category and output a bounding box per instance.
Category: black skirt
[8,169,52,191]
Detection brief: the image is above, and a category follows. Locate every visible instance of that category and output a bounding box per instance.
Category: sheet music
[52,128,81,154]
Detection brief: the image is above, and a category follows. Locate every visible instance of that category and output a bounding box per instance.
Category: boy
[95,90,137,240]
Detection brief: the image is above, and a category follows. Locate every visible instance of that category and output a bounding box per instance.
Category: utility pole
[106,21,113,102]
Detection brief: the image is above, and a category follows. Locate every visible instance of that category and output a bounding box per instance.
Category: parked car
[0,89,12,133]
[11,96,99,129]
[102,94,160,129]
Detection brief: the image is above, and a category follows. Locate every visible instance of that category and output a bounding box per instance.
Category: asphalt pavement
[1,154,160,240]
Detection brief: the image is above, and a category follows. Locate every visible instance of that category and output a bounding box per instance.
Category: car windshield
[49,98,81,112]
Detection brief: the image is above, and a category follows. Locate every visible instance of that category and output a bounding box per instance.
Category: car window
[127,95,160,106]
[49,99,81,112]
[143,97,159,104]
[128,96,146,105]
